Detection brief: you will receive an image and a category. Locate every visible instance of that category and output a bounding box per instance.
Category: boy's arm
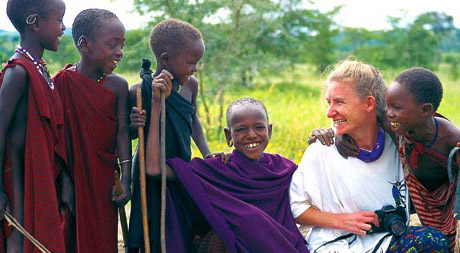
[145,70,176,179]
[0,65,28,249]
[111,76,132,207]
[189,77,211,157]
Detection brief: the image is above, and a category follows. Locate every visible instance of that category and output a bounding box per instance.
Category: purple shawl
[168,150,308,253]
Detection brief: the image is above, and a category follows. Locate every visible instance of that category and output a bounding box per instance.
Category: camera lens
[384,214,407,237]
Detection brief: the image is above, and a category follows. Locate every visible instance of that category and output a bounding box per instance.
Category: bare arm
[295,206,378,235]
[111,76,132,206]
[145,70,176,179]
[0,64,29,250]
[189,77,210,157]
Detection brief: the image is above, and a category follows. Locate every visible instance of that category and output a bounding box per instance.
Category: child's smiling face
[39,0,66,52]
[87,18,125,75]
[225,104,272,161]
[166,39,204,85]
[386,81,424,135]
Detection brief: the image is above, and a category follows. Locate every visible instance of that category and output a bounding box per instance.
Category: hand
[308,128,335,145]
[61,172,75,216]
[0,190,10,221]
[336,134,360,159]
[152,70,173,101]
[338,211,377,235]
[205,152,231,163]
[130,107,146,128]
[112,180,131,207]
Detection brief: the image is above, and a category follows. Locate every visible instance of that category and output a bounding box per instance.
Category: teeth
[246,143,260,149]
[390,122,400,128]
[334,119,346,125]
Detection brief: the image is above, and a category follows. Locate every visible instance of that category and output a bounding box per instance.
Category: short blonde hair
[327,60,387,123]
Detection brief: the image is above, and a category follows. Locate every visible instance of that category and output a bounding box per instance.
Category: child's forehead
[230,104,268,122]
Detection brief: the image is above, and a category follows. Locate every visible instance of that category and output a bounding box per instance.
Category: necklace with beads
[15,47,54,89]
[75,63,106,84]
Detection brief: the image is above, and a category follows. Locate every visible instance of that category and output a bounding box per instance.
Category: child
[146,92,308,251]
[52,9,131,253]
[312,67,460,251]
[0,0,71,252]
[127,18,211,252]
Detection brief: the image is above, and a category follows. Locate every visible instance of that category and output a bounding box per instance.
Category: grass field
[124,64,460,164]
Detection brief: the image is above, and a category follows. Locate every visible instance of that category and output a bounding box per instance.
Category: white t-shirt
[290,133,406,252]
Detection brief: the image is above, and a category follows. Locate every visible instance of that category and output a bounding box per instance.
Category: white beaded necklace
[15,47,54,89]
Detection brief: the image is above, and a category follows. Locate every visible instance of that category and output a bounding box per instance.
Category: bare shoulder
[186,76,199,95]
[1,63,29,91]
[104,73,128,95]
[437,116,460,150]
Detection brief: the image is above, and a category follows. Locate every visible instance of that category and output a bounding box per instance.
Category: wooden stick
[137,85,151,253]
[114,170,129,248]
[160,90,166,253]
[3,211,51,253]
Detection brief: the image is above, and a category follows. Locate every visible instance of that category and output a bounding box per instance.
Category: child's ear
[27,15,40,32]
[77,36,90,53]
[420,103,434,117]
[224,128,232,146]
[160,52,169,63]
[268,124,273,139]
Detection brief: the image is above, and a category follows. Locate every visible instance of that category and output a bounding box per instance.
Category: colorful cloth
[398,133,457,251]
[0,58,68,252]
[168,150,308,252]
[127,80,203,252]
[53,65,119,253]
[387,226,448,252]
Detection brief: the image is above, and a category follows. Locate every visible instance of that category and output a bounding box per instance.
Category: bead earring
[228,140,233,147]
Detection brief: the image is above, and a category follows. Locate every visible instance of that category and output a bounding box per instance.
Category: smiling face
[166,39,204,85]
[386,81,425,135]
[326,80,373,137]
[39,0,66,52]
[86,18,125,75]
[225,103,272,161]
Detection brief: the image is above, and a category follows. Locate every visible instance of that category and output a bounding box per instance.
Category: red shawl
[0,58,67,252]
[399,134,457,251]
[53,65,118,253]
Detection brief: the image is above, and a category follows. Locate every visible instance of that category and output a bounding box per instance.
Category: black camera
[367,205,407,236]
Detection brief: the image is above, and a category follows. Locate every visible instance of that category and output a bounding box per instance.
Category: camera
[367,205,407,236]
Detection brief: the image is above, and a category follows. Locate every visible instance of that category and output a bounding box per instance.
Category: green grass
[123,64,460,164]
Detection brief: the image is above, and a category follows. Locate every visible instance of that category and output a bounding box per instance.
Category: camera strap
[369,233,391,253]
[313,233,356,253]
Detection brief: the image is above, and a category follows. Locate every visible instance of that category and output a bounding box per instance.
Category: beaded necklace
[15,47,54,89]
[75,63,106,84]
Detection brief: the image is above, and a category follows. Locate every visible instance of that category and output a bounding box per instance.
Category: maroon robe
[53,65,118,253]
[0,58,68,252]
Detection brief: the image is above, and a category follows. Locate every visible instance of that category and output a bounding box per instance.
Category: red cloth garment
[0,58,67,253]
[53,65,119,253]
[399,134,457,251]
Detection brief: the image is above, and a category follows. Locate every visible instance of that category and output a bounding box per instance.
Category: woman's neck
[351,122,380,151]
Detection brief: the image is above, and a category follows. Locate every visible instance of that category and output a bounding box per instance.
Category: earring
[77,36,84,48]
[227,140,233,147]
[25,14,38,25]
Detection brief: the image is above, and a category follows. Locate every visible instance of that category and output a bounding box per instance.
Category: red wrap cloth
[0,58,68,252]
[53,65,119,253]
[399,134,457,251]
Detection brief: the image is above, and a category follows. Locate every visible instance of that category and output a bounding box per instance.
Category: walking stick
[3,211,51,253]
[137,85,151,253]
[160,90,167,253]
[114,170,129,249]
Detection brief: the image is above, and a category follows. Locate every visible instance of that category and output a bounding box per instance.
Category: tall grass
[123,64,459,164]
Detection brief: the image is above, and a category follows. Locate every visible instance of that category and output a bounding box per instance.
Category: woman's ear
[365,96,376,113]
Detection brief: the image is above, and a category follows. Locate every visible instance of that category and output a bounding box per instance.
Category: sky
[0,0,459,32]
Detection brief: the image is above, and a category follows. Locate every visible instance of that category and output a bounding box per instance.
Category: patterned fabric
[387,226,449,252]
[398,134,457,252]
